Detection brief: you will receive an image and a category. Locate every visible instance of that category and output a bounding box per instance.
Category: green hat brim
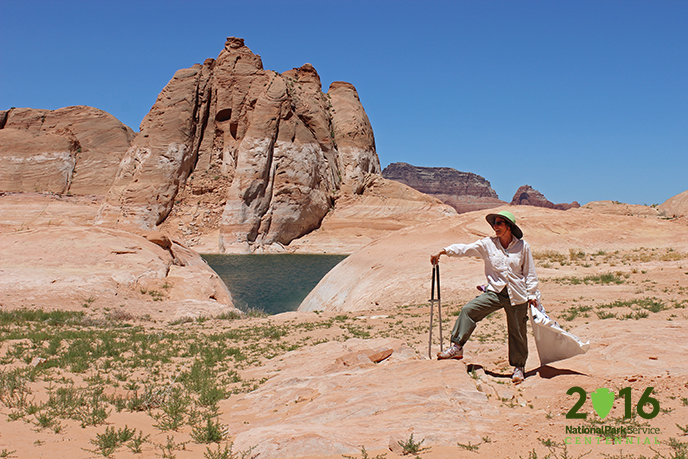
[486,210,523,239]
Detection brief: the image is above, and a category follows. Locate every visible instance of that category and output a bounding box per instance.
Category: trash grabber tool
[428,263,444,359]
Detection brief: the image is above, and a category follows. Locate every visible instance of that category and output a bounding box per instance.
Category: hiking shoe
[512,367,525,384]
[437,343,463,360]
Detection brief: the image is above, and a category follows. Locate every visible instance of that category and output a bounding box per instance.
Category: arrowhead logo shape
[591,388,615,420]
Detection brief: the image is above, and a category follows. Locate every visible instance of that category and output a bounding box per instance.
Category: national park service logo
[590,388,615,420]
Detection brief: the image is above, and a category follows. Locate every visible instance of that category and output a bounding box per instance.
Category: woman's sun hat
[486,210,523,239]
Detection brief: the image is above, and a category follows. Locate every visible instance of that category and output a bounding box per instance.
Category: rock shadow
[466,363,588,380]
[466,363,511,380]
[534,365,589,379]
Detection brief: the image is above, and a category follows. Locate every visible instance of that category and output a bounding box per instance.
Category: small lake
[202,254,348,315]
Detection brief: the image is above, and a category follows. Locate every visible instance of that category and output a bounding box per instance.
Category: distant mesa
[510,184,580,211]
[381,162,506,213]
[380,163,580,214]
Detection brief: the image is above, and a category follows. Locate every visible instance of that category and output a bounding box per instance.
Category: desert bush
[191,417,228,443]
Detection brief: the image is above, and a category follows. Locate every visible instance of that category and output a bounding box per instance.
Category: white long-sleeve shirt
[444,236,539,306]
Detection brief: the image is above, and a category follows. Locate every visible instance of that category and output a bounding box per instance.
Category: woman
[430,210,539,384]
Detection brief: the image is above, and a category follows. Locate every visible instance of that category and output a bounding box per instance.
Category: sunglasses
[493,220,508,227]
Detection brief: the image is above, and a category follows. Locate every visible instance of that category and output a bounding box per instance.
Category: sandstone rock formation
[288,175,457,253]
[328,81,379,190]
[1,40,462,255]
[510,184,579,210]
[217,318,688,458]
[381,162,505,213]
[0,106,135,195]
[225,338,500,457]
[659,189,688,219]
[96,37,380,252]
[299,205,688,312]
[580,200,664,218]
[0,192,103,232]
[0,223,238,322]
[0,103,240,321]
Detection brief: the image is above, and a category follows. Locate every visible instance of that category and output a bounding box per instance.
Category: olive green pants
[450,287,529,368]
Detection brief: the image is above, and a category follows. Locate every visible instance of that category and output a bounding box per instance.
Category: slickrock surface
[1,201,687,458]
[288,175,457,254]
[0,192,103,230]
[382,162,506,213]
[510,184,580,210]
[0,207,238,322]
[0,191,242,322]
[660,189,688,219]
[0,106,135,195]
[226,338,501,457]
[580,200,666,217]
[222,319,688,459]
[2,303,685,459]
[300,205,688,312]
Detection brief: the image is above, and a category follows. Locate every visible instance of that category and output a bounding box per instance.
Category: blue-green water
[202,254,348,315]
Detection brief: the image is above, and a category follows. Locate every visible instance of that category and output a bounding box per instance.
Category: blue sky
[1,0,686,206]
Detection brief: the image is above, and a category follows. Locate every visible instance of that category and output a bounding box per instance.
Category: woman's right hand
[430,250,445,265]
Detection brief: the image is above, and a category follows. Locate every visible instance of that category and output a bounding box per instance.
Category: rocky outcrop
[288,175,456,253]
[96,37,380,252]
[510,184,579,210]
[381,162,505,213]
[299,205,688,312]
[0,225,238,322]
[659,189,688,219]
[0,106,135,195]
[580,200,664,218]
[328,81,379,190]
[226,338,499,456]
[0,129,77,194]
[0,192,103,232]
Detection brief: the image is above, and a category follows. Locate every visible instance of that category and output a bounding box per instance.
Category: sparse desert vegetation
[1,244,687,458]
[2,202,688,458]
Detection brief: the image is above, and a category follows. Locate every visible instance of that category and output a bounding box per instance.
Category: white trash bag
[529,302,590,366]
